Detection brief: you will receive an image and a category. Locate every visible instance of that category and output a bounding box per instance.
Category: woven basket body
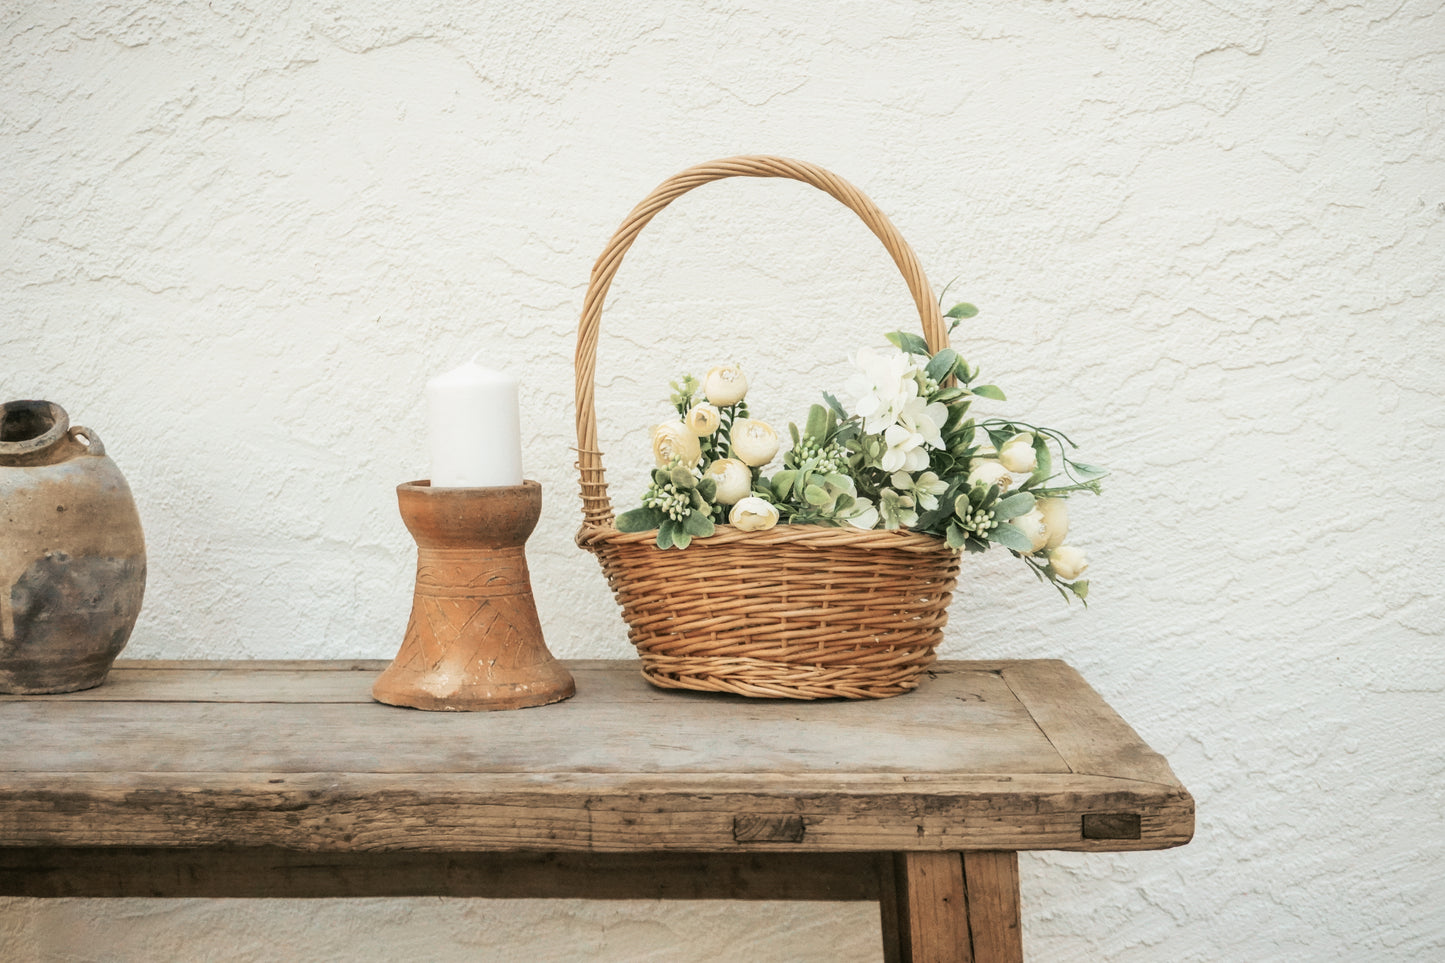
[574,156,962,700]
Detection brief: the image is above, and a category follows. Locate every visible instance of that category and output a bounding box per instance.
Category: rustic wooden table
[0,659,1192,962]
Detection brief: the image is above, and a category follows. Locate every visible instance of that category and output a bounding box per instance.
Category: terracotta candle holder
[372,480,575,711]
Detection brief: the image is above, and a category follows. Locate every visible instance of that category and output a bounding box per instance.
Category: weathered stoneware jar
[0,400,146,693]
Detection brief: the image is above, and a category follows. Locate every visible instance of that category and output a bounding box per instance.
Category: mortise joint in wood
[732,814,806,843]
[1082,812,1142,840]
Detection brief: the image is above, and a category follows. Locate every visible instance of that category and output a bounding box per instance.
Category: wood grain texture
[0,660,1194,854]
[961,852,1023,963]
[0,848,880,900]
[893,851,972,963]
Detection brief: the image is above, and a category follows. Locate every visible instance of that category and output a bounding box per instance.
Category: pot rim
[0,400,71,456]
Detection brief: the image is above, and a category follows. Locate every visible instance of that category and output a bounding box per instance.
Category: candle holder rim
[400,478,541,495]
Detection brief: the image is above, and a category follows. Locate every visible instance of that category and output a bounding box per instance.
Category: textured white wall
[3,0,1443,959]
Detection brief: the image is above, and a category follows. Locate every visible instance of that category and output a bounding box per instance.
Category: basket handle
[575,155,947,528]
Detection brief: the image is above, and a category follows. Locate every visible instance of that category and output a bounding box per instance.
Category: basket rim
[578,520,960,556]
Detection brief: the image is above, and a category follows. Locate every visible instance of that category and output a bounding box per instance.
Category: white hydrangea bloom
[848,347,922,434]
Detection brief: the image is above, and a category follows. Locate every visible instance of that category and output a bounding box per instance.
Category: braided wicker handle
[574,155,947,528]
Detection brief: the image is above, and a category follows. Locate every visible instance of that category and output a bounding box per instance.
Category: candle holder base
[373,480,575,711]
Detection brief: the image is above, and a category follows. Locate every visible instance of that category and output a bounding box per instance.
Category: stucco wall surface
[3,1,1442,960]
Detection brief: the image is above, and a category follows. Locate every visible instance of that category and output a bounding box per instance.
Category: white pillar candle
[426,360,524,488]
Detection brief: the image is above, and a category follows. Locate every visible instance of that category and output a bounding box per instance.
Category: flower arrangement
[615,300,1103,602]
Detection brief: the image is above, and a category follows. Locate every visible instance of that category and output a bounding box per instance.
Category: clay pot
[0,400,146,693]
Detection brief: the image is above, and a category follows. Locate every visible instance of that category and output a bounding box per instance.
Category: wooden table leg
[879,852,1023,963]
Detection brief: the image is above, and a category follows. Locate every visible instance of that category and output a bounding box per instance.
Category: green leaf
[690,490,707,511]
[925,349,960,384]
[954,493,974,520]
[992,492,1036,520]
[771,470,798,500]
[822,391,848,418]
[971,384,1006,401]
[656,519,677,549]
[670,466,696,489]
[964,537,990,554]
[804,484,830,506]
[1031,435,1053,485]
[1069,461,1108,479]
[789,422,801,447]
[805,404,828,441]
[697,476,718,501]
[1068,579,1089,601]
[945,523,969,549]
[945,302,978,319]
[990,521,1034,552]
[885,330,931,356]
[616,507,663,533]
[683,511,716,538]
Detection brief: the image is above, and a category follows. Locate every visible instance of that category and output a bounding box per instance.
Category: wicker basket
[574,155,962,700]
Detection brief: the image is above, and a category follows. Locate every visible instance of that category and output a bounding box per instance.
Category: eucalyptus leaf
[683,511,716,538]
[971,384,1006,401]
[925,349,960,384]
[989,522,1034,552]
[945,302,978,319]
[1070,462,1108,479]
[992,491,1036,520]
[945,523,968,549]
[884,330,931,356]
[616,507,663,533]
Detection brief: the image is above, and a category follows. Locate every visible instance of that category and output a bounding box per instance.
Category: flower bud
[704,458,752,505]
[998,433,1037,473]
[731,418,780,467]
[684,403,721,436]
[703,364,749,406]
[729,496,780,532]
[1014,508,1050,555]
[1048,545,1089,580]
[1036,497,1068,551]
[966,460,1012,493]
[651,420,701,468]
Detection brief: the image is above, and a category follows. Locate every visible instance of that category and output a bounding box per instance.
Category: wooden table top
[0,659,1192,855]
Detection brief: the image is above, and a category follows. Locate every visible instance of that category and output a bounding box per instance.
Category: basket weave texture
[574,156,962,700]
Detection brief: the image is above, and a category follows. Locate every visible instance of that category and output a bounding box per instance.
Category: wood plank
[0,847,881,900]
[0,670,1067,777]
[0,770,1195,854]
[894,851,971,962]
[961,852,1023,963]
[997,661,1185,787]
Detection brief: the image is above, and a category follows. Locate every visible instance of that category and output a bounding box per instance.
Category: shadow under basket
[573,156,965,700]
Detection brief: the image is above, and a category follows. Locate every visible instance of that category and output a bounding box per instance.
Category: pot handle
[68,426,106,457]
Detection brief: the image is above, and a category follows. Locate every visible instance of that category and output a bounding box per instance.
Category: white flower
[1036,498,1068,551]
[966,460,1012,493]
[881,422,929,473]
[703,364,748,406]
[1048,545,1089,580]
[704,458,752,505]
[651,421,701,468]
[729,496,779,532]
[890,470,948,512]
[1013,508,1050,555]
[848,347,922,434]
[844,497,879,530]
[684,403,720,436]
[731,418,780,467]
[998,433,1037,473]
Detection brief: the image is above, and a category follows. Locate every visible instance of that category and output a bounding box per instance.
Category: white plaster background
[2,0,1442,959]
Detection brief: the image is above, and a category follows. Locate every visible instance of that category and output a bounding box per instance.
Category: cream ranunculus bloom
[704,458,752,505]
[966,460,1012,493]
[685,403,721,436]
[998,433,1037,473]
[1036,497,1069,551]
[651,420,702,468]
[731,418,780,467]
[1014,508,1050,555]
[703,364,749,406]
[1048,545,1089,580]
[729,496,779,532]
